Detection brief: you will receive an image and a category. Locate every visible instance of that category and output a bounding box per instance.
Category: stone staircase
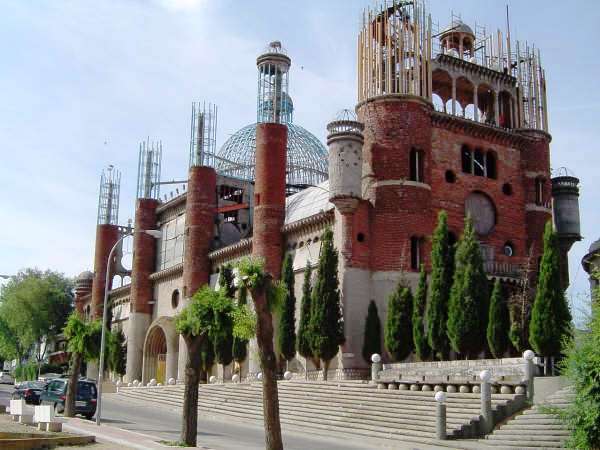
[117,380,520,445]
[481,386,574,449]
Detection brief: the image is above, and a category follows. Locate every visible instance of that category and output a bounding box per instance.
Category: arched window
[410,236,425,270]
[171,290,180,309]
[409,148,424,183]
[486,152,497,179]
[461,145,472,173]
[473,149,485,176]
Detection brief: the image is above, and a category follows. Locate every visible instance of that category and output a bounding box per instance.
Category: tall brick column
[252,123,287,279]
[183,166,217,297]
[125,198,159,382]
[90,224,120,319]
[177,165,217,382]
[519,129,553,273]
[357,95,434,273]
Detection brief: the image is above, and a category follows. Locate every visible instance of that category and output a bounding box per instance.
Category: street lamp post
[96,228,161,426]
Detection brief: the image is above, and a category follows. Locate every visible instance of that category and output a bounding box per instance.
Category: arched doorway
[143,326,167,384]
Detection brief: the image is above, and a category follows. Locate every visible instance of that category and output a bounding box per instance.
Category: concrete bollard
[523,349,535,402]
[480,370,493,434]
[434,391,447,440]
[370,354,382,383]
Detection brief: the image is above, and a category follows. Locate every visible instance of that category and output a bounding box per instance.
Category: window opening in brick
[409,148,424,182]
[445,170,456,183]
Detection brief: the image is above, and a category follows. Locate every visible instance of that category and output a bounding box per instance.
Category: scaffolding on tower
[97,165,121,225]
[136,138,162,200]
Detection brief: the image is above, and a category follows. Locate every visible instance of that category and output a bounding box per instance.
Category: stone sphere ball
[435,391,447,403]
[523,349,535,361]
[479,370,492,382]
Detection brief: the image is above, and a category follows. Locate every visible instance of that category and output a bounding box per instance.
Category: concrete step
[118,389,474,431]
[492,428,570,437]
[483,438,564,447]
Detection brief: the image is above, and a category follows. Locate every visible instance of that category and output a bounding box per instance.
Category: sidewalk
[63,417,211,450]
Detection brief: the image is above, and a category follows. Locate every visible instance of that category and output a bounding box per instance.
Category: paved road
[0,384,438,449]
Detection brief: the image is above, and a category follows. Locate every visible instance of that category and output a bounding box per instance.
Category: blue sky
[1,0,598,321]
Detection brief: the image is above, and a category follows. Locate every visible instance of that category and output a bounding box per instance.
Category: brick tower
[126,140,161,383]
[90,166,121,319]
[177,103,218,381]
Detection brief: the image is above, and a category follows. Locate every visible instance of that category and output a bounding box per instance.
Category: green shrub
[559,270,600,449]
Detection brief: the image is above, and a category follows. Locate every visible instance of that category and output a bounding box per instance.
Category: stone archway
[142,317,179,385]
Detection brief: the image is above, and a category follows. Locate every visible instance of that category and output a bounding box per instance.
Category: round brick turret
[357,95,434,271]
[183,166,217,298]
[91,224,120,319]
[74,271,93,314]
[518,129,552,260]
[252,123,287,279]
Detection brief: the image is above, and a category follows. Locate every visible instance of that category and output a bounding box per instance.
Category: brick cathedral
[73,1,580,384]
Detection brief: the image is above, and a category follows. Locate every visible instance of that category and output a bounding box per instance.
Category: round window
[503,242,514,257]
[465,192,496,236]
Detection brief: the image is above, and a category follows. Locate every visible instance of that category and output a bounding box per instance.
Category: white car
[0,372,14,384]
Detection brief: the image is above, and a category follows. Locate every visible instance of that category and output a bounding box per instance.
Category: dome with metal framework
[215,122,328,190]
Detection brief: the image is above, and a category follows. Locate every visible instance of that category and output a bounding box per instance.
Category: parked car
[0,372,14,384]
[40,378,97,419]
[12,381,45,405]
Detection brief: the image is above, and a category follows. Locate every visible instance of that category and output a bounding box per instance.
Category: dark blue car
[40,378,97,419]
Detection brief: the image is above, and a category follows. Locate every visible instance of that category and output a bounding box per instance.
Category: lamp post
[96,228,161,426]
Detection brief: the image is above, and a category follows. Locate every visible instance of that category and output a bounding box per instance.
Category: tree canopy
[425,211,453,360]
[0,269,73,364]
[529,221,572,357]
[447,216,489,358]
[385,282,414,362]
[487,279,509,358]
[413,265,430,361]
[297,262,314,364]
[362,300,382,364]
[277,253,297,364]
[309,229,344,378]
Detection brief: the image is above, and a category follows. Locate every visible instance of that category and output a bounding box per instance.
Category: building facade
[75,2,581,384]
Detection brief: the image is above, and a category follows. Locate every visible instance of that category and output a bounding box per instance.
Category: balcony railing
[484,260,522,279]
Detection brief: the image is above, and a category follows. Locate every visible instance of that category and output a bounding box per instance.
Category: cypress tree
[310,229,345,381]
[384,282,414,362]
[362,300,382,364]
[200,337,215,383]
[214,266,234,374]
[413,265,430,361]
[277,253,297,366]
[232,286,248,371]
[447,216,489,358]
[487,279,509,358]
[297,262,316,371]
[425,211,453,360]
[529,221,572,361]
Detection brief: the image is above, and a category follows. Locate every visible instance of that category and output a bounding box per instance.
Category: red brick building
[76,2,580,383]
